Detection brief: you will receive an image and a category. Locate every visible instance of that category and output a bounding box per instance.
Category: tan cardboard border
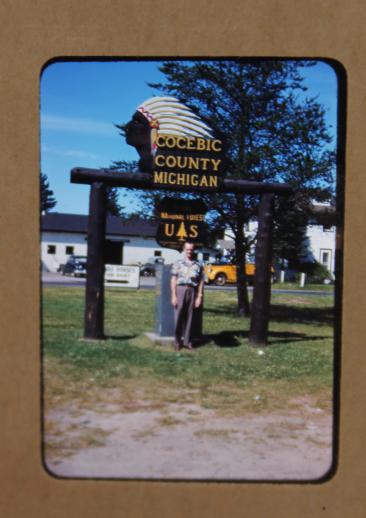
[0,1,364,516]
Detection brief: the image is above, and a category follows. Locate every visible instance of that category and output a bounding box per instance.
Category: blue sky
[40,59,338,215]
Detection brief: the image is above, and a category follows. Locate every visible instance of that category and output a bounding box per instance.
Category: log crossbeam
[71,167,292,195]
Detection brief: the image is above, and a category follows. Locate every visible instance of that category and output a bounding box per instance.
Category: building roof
[41,212,157,237]
[309,203,337,226]
[217,239,236,251]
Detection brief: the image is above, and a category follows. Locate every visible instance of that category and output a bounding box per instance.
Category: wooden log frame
[84,182,107,339]
[71,167,293,196]
[71,167,292,345]
[249,193,275,346]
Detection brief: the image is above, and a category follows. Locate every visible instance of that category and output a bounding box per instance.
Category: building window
[320,249,332,270]
[321,251,329,266]
[154,250,162,257]
[65,246,74,255]
[47,245,56,255]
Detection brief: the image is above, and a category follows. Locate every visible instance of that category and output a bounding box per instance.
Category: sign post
[84,182,107,340]
[249,193,275,346]
[72,168,291,345]
[104,265,140,288]
[72,95,293,346]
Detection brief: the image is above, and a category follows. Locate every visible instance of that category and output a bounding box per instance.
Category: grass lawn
[42,286,334,416]
[272,282,334,292]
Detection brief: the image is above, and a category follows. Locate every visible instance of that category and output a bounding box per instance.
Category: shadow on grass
[270,304,334,326]
[204,304,334,327]
[105,334,138,341]
[204,305,241,316]
[196,329,330,349]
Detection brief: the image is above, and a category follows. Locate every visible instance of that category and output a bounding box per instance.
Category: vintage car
[139,257,165,277]
[61,255,87,277]
[204,262,274,286]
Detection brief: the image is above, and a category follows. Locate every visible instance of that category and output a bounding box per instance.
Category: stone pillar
[155,264,203,341]
[155,264,175,337]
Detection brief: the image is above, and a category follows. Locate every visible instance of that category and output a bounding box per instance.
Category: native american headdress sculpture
[124,96,214,172]
[137,96,213,150]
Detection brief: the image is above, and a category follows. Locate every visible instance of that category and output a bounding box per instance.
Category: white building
[303,223,336,274]
[218,204,337,276]
[41,213,217,272]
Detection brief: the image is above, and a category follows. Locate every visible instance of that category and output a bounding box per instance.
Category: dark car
[62,255,87,277]
[140,257,165,277]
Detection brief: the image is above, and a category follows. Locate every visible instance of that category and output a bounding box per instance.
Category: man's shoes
[173,341,181,352]
[186,343,194,350]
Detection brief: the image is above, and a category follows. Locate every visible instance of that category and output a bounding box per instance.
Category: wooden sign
[153,134,224,191]
[124,97,225,191]
[156,198,208,250]
[104,265,140,288]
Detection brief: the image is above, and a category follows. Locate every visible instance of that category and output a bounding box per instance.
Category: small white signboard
[104,265,140,288]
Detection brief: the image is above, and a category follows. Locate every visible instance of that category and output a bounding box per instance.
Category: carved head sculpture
[124,96,214,172]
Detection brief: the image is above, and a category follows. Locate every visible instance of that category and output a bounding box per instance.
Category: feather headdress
[137,97,213,153]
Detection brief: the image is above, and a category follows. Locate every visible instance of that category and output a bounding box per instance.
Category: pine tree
[108,160,143,218]
[106,187,124,217]
[273,195,309,269]
[146,60,335,315]
[40,172,57,213]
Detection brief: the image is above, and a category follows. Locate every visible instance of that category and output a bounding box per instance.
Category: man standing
[171,241,204,351]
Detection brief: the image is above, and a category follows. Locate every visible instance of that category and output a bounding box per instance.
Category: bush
[299,261,333,284]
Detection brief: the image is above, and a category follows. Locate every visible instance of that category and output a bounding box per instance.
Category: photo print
[40,58,342,481]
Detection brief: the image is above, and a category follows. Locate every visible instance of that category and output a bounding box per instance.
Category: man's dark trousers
[174,285,196,346]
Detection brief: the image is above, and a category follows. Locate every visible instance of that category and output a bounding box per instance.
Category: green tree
[108,159,149,218]
[147,60,335,316]
[273,195,309,269]
[40,172,57,213]
[106,186,124,217]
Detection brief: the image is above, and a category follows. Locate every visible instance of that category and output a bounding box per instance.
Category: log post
[84,182,107,339]
[249,193,275,347]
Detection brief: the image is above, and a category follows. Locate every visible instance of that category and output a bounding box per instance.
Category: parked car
[204,262,275,286]
[140,257,165,277]
[61,255,87,277]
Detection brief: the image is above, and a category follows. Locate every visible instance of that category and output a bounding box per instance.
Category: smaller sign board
[156,198,208,251]
[104,265,140,288]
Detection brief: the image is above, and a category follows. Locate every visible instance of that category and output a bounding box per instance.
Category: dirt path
[45,397,333,481]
